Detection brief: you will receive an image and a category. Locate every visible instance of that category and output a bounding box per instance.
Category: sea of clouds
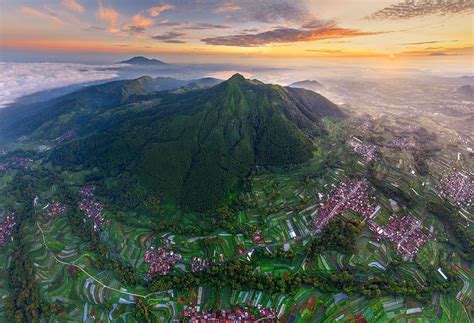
[0,62,121,108]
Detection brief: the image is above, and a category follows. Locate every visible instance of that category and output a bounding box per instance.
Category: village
[313,179,375,230]
[0,212,16,247]
[367,215,428,260]
[144,245,183,276]
[78,186,104,231]
[348,138,377,162]
[443,170,473,206]
[182,304,276,322]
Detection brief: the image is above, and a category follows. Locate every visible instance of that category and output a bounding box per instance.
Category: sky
[0,0,472,66]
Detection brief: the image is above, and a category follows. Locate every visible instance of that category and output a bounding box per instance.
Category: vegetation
[310,218,362,254]
[48,74,342,211]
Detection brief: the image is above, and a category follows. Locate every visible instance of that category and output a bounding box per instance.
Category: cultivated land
[0,77,472,322]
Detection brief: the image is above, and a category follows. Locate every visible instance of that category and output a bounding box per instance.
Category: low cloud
[19,6,64,25]
[123,25,145,34]
[202,19,379,47]
[306,49,345,54]
[152,31,186,43]
[182,23,231,30]
[123,14,153,35]
[148,3,175,17]
[61,0,85,14]
[84,25,106,31]
[367,0,473,20]
[429,51,448,56]
[0,62,119,108]
[401,40,458,45]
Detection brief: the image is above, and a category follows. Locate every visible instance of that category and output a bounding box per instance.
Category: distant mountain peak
[227,73,247,83]
[119,56,167,65]
[457,84,474,100]
[289,80,323,91]
[230,73,245,79]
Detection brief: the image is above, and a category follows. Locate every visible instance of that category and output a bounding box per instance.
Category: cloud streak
[367,0,473,20]
[148,3,174,17]
[123,14,153,35]
[19,6,64,25]
[97,1,120,32]
[213,1,241,13]
[212,0,308,24]
[400,39,458,45]
[61,0,85,14]
[182,23,231,30]
[152,31,186,43]
[202,19,380,47]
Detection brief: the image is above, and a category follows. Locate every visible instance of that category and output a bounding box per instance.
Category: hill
[289,80,323,92]
[48,74,343,210]
[456,85,474,101]
[119,56,167,65]
[0,76,222,138]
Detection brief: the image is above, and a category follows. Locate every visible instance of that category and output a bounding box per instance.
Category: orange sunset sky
[0,0,472,65]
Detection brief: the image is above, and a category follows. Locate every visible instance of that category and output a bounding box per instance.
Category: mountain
[2,74,343,211]
[456,85,474,101]
[0,76,222,138]
[289,80,323,92]
[459,75,474,82]
[171,77,222,93]
[119,56,167,65]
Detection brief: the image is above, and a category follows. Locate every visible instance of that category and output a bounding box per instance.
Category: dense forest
[47,74,343,211]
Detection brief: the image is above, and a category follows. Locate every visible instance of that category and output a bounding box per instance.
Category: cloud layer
[97,0,120,32]
[61,0,84,14]
[152,31,186,43]
[202,19,379,47]
[148,3,174,17]
[367,0,473,20]
[0,62,120,107]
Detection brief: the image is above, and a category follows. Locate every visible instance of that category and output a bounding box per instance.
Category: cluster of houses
[45,201,67,218]
[458,135,470,145]
[348,138,377,162]
[313,179,375,230]
[78,186,104,231]
[0,156,33,171]
[144,245,182,276]
[391,137,414,150]
[443,170,473,206]
[368,214,428,260]
[54,130,76,143]
[191,256,211,273]
[360,117,375,133]
[182,304,276,322]
[401,124,420,133]
[0,212,16,247]
[252,231,265,244]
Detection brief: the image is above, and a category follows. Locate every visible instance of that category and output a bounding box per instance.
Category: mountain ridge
[119,56,167,65]
[289,80,323,92]
[45,74,344,211]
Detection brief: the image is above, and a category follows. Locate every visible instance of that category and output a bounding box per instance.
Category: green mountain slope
[0,76,221,139]
[48,74,343,211]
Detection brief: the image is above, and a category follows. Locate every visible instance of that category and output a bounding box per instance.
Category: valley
[0,75,471,321]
